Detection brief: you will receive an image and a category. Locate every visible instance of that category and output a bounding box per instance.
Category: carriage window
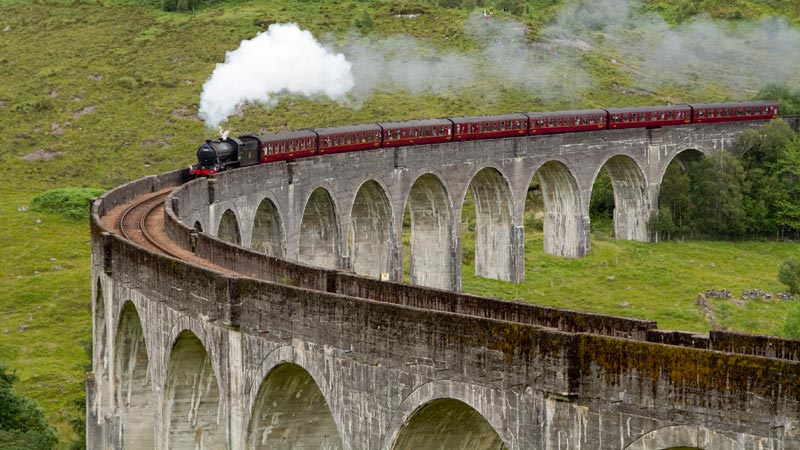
[500,121,506,130]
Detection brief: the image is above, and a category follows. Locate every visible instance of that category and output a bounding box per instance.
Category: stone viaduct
[89,119,800,449]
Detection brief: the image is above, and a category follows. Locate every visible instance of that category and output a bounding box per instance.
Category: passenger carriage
[317,124,383,155]
[605,105,692,129]
[528,109,608,135]
[260,129,318,163]
[451,113,528,141]
[379,119,453,148]
[692,101,779,123]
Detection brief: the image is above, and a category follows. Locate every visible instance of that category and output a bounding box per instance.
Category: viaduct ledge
[89,119,800,449]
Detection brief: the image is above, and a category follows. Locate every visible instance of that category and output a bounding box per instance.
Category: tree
[736,120,797,238]
[773,137,800,237]
[658,159,693,239]
[589,168,614,232]
[687,152,746,239]
[778,259,800,297]
[0,363,57,450]
[755,83,800,115]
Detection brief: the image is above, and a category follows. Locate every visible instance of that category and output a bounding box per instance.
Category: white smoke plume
[199,23,353,128]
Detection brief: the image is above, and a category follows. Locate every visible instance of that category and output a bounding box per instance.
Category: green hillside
[0,0,798,446]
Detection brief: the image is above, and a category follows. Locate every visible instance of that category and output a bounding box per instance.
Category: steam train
[190,101,779,176]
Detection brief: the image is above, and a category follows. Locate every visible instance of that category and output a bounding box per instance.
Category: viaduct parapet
[89,120,800,449]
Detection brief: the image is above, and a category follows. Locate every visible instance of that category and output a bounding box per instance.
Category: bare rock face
[20,149,60,161]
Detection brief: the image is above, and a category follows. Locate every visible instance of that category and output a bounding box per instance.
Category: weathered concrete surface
[184,121,764,291]
[88,157,800,450]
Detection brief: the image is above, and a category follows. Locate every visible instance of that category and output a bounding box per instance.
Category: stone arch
[218,208,241,245]
[246,362,343,449]
[193,221,203,233]
[592,155,651,241]
[114,301,153,449]
[463,166,514,281]
[299,187,340,269]
[530,160,586,257]
[623,425,742,450]
[390,398,507,450]
[382,379,510,450]
[349,180,394,279]
[251,196,285,257]
[405,173,454,290]
[163,330,224,450]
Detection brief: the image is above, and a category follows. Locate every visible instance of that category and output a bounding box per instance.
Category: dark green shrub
[31,188,105,220]
[779,259,800,296]
[0,363,57,450]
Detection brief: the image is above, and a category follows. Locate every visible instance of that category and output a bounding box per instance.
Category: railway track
[118,188,183,259]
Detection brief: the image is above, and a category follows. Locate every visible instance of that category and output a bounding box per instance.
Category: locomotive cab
[190,136,262,176]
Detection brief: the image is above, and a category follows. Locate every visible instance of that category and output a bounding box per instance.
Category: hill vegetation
[0,0,799,446]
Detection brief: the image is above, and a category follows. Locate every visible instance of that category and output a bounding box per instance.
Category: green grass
[461,230,798,334]
[0,0,798,446]
[0,189,91,444]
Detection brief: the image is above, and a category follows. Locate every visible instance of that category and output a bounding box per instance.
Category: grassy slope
[0,0,798,445]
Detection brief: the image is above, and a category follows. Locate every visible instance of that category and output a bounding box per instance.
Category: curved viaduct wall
[182,122,759,291]
[89,121,800,450]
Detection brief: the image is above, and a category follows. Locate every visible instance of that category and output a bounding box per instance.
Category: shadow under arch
[655,148,705,188]
[218,208,241,245]
[299,187,340,270]
[463,166,514,281]
[114,301,153,449]
[405,173,453,290]
[624,425,742,450]
[251,196,285,257]
[349,179,394,279]
[592,154,650,241]
[93,278,111,416]
[246,362,343,449]
[529,160,585,257]
[163,330,224,450]
[391,398,507,450]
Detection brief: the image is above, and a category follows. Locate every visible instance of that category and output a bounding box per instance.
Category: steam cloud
[199,23,353,128]
[199,0,800,127]
[545,0,800,94]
